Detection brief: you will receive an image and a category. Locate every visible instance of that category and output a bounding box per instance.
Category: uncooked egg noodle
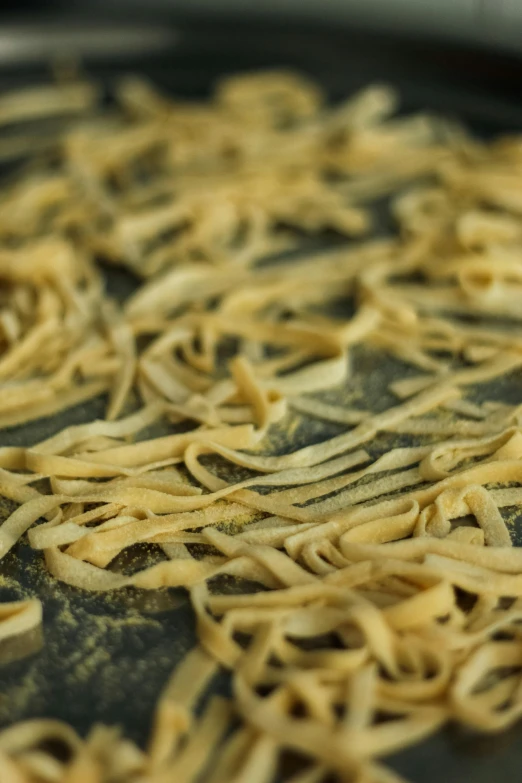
[0,70,521,781]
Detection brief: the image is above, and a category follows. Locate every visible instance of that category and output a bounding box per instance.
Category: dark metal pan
[0,16,521,782]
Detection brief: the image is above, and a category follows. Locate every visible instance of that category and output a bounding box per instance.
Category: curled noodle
[1,71,522,782]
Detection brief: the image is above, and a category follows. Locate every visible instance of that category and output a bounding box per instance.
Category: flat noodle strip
[3,72,522,783]
[149,647,218,769]
[0,599,42,643]
[0,380,109,430]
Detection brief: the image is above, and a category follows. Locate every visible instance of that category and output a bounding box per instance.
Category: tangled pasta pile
[1,70,522,781]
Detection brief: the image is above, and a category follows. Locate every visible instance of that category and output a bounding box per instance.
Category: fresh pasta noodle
[2,70,522,782]
[0,599,42,658]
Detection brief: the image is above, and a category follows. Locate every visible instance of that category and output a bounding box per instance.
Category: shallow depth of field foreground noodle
[2,70,522,782]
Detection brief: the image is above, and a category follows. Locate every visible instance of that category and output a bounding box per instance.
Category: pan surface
[0,17,521,781]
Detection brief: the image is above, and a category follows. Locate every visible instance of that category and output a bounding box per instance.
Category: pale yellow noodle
[1,71,522,783]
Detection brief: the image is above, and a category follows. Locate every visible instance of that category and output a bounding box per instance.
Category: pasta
[0,70,522,782]
[0,599,42,664]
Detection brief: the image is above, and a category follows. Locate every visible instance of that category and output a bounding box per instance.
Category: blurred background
[0,0,519,138]
[0,0,521,57]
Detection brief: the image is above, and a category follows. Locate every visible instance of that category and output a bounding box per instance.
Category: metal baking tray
[0,16,521,782]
